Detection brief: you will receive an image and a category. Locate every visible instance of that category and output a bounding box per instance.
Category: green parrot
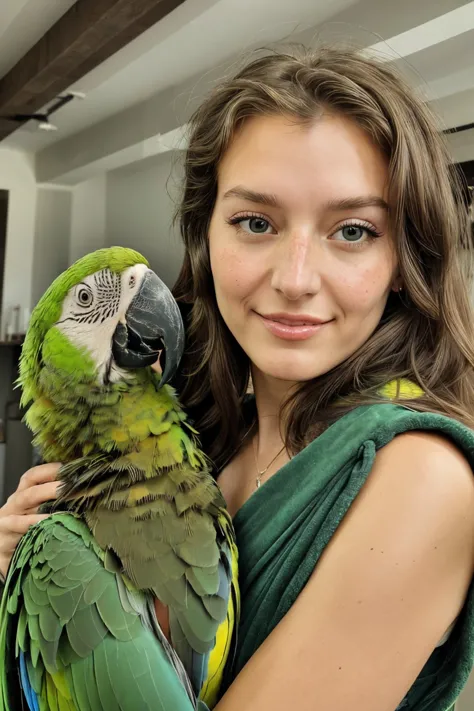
[0,247,239,711]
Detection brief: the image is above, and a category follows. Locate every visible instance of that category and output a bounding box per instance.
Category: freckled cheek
[333,265,392,311]
[210,243,261,302]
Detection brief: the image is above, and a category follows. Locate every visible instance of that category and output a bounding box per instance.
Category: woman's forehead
[216,114,390,207]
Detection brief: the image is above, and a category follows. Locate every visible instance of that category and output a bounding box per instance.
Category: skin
[2,114,474,711]
[0,465,60,579]
[210,114,397,387]
[213,113,400,510]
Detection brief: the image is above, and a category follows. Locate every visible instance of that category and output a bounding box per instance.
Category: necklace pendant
[255,468,266,490]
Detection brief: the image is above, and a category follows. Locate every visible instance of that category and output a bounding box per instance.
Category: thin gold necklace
[252,436,286,490]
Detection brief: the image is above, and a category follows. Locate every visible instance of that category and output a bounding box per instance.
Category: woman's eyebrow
[325,196,389,212]
[223,186,280,208]
[223,186,389,212]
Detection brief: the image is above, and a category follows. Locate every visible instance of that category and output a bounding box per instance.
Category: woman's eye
[77,288,93,307]
[235,217,274,235]
[331,223,380,244]
[336,225,366,242]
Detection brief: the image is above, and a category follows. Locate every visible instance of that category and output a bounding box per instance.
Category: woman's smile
[254,311,333,341]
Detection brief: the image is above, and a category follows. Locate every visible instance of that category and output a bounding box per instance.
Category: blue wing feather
[19,651,40,711]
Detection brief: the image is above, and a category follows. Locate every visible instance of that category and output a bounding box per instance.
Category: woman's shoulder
[372,430,474,511]
[300,391,474,536]
[332,377,474,458]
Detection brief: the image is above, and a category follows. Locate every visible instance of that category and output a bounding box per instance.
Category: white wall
[31,187,72,307]
[70,175,107,263]
[0,148,37,339]
[446,130,474,165]
[105,153,184,288]
[0,153,181,339]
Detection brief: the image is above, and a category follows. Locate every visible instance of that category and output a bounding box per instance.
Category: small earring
[398,285,403,292]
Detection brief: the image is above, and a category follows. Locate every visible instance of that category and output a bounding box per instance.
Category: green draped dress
[221,402,474,711]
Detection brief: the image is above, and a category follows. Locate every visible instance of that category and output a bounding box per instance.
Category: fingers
[0,513,50,537]
[17,463,62,491]
[6,480,61,515]
[0,514,50,576]
[0,513,50,576]
[0,466,60,578]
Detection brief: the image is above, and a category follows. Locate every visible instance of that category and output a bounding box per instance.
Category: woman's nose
[270,230,321,301]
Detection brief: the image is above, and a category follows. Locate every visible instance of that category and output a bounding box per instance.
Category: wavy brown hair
[172,44,474,472]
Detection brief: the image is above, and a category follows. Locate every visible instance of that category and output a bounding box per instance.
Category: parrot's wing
[0,513,197,711]
[199,509,240,708]
[168,505,240,705]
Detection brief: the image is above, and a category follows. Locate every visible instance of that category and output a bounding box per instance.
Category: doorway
[0,190,8,323]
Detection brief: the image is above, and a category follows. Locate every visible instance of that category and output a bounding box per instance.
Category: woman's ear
[391,277,403,293]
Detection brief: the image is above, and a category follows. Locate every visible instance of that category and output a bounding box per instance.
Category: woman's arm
[216,432,474,711]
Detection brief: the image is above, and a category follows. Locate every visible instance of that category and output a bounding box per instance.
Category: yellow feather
[45,669,75,711]
[200,540,240,708]
[379,378,424,400]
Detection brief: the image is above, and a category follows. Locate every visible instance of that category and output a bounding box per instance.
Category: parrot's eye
[129,275,136,288]
[77,287,93,308]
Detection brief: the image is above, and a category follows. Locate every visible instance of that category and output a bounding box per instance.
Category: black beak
[112,269,184,386]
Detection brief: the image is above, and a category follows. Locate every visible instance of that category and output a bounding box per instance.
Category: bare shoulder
[328,430,474,591]
[377,429,474,482]
[367,431,474,530]
[216,430,474,711]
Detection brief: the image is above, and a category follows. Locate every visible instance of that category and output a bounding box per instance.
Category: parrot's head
[19,247,185,405]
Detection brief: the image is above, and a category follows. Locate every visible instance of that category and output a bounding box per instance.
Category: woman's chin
[252,355,327,384]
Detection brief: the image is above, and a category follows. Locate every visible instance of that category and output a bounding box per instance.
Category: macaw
[0,247,239,711]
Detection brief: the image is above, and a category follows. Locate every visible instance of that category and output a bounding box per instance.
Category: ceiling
[0,0,77,79]
[1,0,474,178]
[1,0,354,153]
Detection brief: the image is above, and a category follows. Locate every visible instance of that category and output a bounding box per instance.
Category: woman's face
[208,113,399,383]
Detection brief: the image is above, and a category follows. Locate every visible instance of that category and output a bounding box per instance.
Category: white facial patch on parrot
[56,263,150,383]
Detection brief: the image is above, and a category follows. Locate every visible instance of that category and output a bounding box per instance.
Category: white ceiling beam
[49,124,189,185]
[364,2,474,61]
[420,66,474,104]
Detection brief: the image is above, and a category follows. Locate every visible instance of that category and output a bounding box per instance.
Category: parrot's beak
[112,269,185,386]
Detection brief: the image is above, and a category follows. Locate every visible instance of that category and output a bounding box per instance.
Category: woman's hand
[0,463,61,579]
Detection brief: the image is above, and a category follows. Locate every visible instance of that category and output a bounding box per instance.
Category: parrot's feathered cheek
[112,269,184,386]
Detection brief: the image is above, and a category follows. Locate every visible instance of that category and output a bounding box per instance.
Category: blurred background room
[0,0,473,703]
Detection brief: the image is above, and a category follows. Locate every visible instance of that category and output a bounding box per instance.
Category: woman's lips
[256,312,331,341]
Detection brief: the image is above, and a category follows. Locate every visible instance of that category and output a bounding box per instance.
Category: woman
[1,45,474,710]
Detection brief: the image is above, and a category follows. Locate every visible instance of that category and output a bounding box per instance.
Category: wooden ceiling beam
[0,0,186,141]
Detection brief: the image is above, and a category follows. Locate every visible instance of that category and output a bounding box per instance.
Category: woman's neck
[251,367,297,455]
